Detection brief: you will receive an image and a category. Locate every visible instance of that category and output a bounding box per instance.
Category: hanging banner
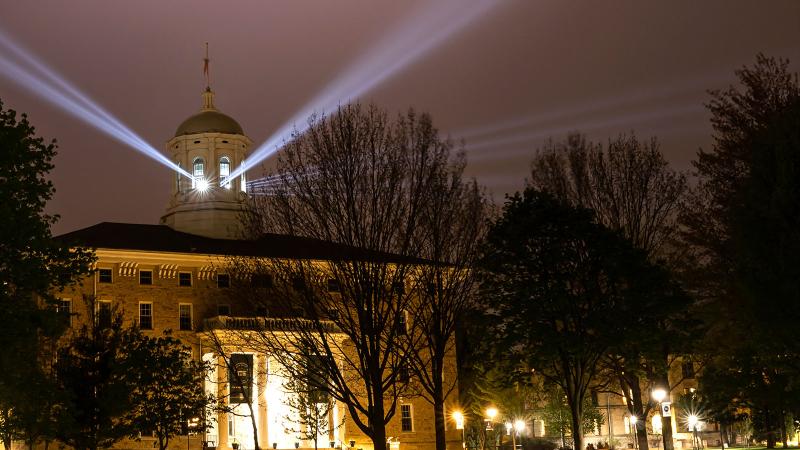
[229,353,253,404]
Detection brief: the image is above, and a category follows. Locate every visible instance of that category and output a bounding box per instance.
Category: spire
[203,42,210,90]
[200,43,216,111]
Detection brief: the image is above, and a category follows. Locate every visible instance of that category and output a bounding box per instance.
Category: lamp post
[651,388,674,450]
[453,411,466,449]
[688,415,702,450]
[630,416,639,450]
[513,420,525,450]
[485,408,498,450]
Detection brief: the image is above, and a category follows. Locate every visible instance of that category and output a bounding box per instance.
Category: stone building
[54,87,462,450]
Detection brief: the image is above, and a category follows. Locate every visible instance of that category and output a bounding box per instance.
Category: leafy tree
[127,331,214,450]
[0,99,94,450]
[529,133,693,450]
[683,55,800,447]
[480,189,675,450]
[53,301,139,450]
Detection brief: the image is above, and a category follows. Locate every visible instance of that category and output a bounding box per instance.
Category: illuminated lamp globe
[486,407,498,420]
[630,415,638,424]
[514,420,526,433]
[651,388,667,403]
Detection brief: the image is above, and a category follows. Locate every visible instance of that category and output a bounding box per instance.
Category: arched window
[192,157,205,189]
[219,156,231,188]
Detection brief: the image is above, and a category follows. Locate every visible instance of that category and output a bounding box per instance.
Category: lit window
[192,158,205,188]
[217,274,230,288]
[139,302,153,330]
[401,404,413,432]
[97,300,112,328]
[179,304,192,331]
[57,299,71,326]
[179,272,192,287]
[98,268,113,283]
[139,270,153,285]
[219,157,231,188]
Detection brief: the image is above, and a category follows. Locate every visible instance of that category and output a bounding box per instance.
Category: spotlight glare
[227,0,502,181]
[0,33,191,180]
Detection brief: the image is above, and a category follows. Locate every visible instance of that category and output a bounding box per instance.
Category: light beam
[227,0,501,181]
[0,32,191,179]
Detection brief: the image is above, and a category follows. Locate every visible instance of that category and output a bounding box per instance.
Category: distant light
[196,178,210,192]
[486,407,498,420]
[514,419,526,433]
[688,415,699,430]
[630,415,638,424]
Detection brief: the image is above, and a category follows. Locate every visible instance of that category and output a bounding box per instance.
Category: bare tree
[406,153,489,450]
[529,132,687,258]
[227,104,462,450]
[281,365,343,450]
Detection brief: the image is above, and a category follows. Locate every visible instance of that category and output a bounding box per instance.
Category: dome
[175,110,244,136]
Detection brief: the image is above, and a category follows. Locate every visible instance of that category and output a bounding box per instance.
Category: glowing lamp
[630,415,638,423]
[453,411,464,430]
[486,407,498,420]
[688,415,699,429]
[514,419,526,433]
[651,388,667,403]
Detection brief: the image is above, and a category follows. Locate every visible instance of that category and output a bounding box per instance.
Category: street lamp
[651,388,673,450]
[453,411,465,449]
[484,408,498,450]
[511,420,525,450]
[629,416,639,450]
[651,388,667,403]
[688,415,702,450]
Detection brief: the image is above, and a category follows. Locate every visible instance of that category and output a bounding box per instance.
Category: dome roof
[174,88,244,137]
[175,110,244,136]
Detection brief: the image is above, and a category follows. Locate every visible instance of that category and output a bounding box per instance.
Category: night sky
[0,1,798,236]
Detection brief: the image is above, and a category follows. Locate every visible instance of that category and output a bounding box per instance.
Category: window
[217,273,230,288]
[591,390,599,406]
[398,362,410,384]
[327,278,340,292]
[252,273,273,288]
[179,272,192,287]
[397,309,407,335]
[401,404,413,432]
[179,304,192,331]
[192,157,205,188]
[218,304,231,316]
[139,270,153,285]
[57,299,71,326]
[219,157,231,188]
[139,302,153,330]
[97,300,112,328]
[682,361,695,379]
[98,268,112,283]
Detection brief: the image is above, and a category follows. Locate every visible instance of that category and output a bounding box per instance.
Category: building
[55,87,462,450]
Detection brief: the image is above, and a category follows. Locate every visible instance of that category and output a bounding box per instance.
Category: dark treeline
[461,54,800,450]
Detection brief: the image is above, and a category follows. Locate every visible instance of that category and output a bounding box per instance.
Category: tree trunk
[780,412,788,449]
[433,362,447,450]
[765,408,775,449]
[570,399,584,450]
[628,378,649,450]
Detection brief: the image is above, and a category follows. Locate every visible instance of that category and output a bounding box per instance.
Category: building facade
[54,88,463,450]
